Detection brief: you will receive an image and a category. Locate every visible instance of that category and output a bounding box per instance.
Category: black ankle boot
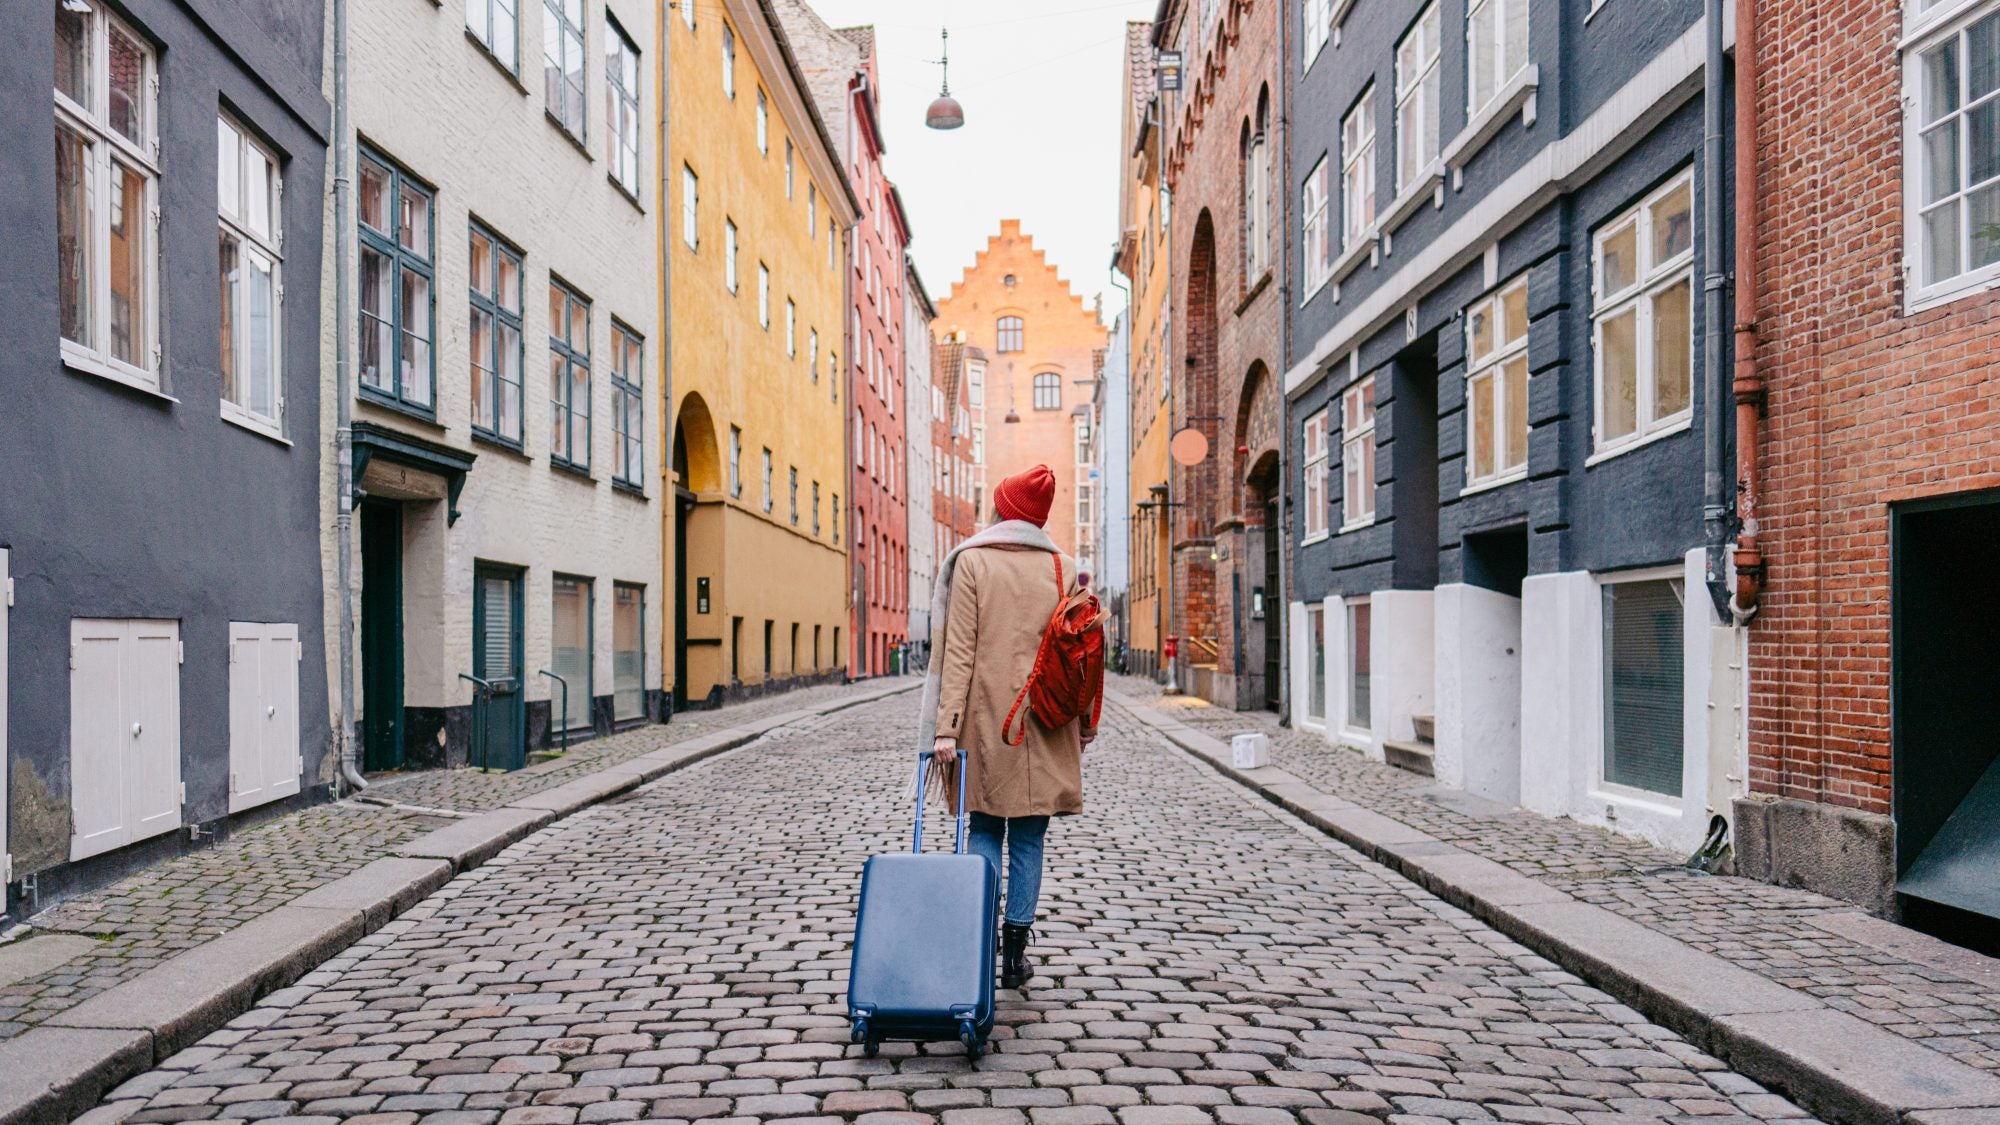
[1000,922,1034,990]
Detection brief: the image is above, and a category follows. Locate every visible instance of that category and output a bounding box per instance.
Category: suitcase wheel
[863,1038,880,1058]
[959,1019,983,1059]
[850,1017,870,1046]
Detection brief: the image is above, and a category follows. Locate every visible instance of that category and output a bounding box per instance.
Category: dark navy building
[1,0,329,908]
[1284,0,1746,855]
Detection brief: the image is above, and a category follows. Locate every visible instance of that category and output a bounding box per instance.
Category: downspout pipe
[1274,0,1292,726]
[1730,0,1764,622]
[332,0,366,794]
[1700,0,1731,624]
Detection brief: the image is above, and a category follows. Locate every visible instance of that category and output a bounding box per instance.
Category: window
[1305,604,1327,725]
[1593,171,1693,454]
[549,280,591,468]
[833,493,840,544]
[786,298,796,356]
[809,328,819,381]
[1244,111,1271,277]
[724,218,738,291]
[761,447,773,512]
[613,584,644,721]
[812,481,822,535]
[680,0,694,29]
[611,322,643,487]
[544,0,586,139]
[1346,599,1371,730]
[1033,372,1061,410]
[789,466,799,525]
[1910,5,2000,300]
[1603,578,1685,796]
[1076,416,1092,465]
[682,166,698,248]
[468,224,524,443]
[722,22,736,97]
[1342,87,1377,245]
[1396,4,1442,192]
[551,576,592,732]
[467,0,520,71]
[758,264,771,327]
[997,316,1024,352]
[358,151,435,410]
[969,359,985,407]
[1303,0,1332,67]
[1341,376,1376,527]
[785,139,795,196]
[1302,157,1332,294]
[1302,407,1330,540]
[809,183,817,230]
[828,219,838,269]
[217,116,283,431]
[756,88,769,154]
[55,0,159,388]
[866,330,877,389]
[1466,276,1529,485]
[606,19,642,196]
[1467,0,1528,116]
[728,424,742,497]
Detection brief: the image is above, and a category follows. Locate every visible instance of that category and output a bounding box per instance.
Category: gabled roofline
[755,0,863,218]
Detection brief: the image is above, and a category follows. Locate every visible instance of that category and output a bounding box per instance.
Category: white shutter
[70,620,131,859]
[229,622,302,813]
[124,621,182,842]
[71,619,182,861]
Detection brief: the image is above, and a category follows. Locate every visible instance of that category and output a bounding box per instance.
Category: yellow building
[661,0,859,706]
[1115,21,1174,681]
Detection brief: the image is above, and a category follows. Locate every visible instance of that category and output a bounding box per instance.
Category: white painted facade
[1291,547,1747,854]
[905,268,935,651]
[324,0,662,759]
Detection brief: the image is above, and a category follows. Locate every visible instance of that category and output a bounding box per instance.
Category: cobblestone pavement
[0,680,913,1044]
[88,692,1818,1123]
[1110,679,2000,1074]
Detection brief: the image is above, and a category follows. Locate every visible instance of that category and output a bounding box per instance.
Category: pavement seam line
[1123,694,2000,1125]
[0,680,921,1125]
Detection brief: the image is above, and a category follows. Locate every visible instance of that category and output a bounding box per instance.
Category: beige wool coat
[934,543,1099,818]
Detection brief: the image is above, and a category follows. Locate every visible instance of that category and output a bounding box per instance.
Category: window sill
[1585,413,1692,467]
[1339,515,1376,534]
[1235,268,1274,315]
[1905,265,2000,315]
[466,29,528,95]
[1382,163,1444,240]
[221,403,291,446]
[1300,530,1330,547]
[547,111,591,159]
[1299,273,1332,308]
[471,428,530,459]
[551,457,595,482]
[62,345,175,403]
[612,478,648,500]
[1442,66,1540,187]
[357,388,443,428]
[609,174,645,213]
[1329,230,1377,297]
[1460,467,1527,497]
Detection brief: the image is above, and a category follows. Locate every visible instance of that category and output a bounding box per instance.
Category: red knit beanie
[993,464,1056,527]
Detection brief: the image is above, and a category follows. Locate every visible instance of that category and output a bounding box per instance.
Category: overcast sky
[804,0,1158,321]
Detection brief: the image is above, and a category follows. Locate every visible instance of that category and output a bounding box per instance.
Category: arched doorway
[1234,360,1282,713]
[1179,211,1220,695]
[672,393,721,709]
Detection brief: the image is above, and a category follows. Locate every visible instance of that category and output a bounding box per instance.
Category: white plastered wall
[1369,590,1434,747]
[1433,583,1522,804]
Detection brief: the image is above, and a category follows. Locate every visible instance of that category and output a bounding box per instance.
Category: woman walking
[919,464,1103,990]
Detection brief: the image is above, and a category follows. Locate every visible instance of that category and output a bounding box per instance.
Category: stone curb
[0,680,920,1125]
[1127,699,2000,1125]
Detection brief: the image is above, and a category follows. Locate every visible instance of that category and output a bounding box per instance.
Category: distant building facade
[936,221,1108,563]
[2,0,330,901]
[1093,312,1133,665]
[903,260,937,663]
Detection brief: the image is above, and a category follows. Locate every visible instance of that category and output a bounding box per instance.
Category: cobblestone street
[85,693,1818,1124]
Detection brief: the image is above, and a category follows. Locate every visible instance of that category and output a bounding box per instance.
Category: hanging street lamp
[925,28,964,130]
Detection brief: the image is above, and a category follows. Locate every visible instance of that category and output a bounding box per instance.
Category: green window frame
[543,0,586,140]
[468,222,524,445]
[613,582,645,721]
[467,0,520,74]
[551,573,593,733]
[611,320,644,489]
[357,148,436,416]
[549,279,592,471]
[606,17,642,197]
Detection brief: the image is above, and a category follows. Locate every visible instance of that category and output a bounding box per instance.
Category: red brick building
[1156,0,1284,710]
[931,335,978,563]
[1737,0,2000,939]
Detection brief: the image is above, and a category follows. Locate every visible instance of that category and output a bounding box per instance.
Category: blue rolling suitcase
[848,750,998,1058]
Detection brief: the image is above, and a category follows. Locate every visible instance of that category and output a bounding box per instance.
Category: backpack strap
[999,554,1067,747]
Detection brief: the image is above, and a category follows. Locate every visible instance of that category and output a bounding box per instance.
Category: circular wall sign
[1170,427,1210,466]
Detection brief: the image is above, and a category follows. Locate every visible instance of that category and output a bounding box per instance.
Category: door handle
[267,706,277,718]
[131,722,142,737]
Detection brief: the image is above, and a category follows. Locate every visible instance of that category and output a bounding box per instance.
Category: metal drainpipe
[1730,0,1764,622]
[1158,88,1180,695]
[1700,0,1731,623]
[658,11,674,710]
[332,0,367,794]
[1274,0,1293,726]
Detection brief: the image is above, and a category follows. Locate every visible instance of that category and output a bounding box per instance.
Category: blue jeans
[967,812,1049,926]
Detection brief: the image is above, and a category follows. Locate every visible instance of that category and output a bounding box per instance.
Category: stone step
[1412,714,1436,744]
[1383,738,1435,778]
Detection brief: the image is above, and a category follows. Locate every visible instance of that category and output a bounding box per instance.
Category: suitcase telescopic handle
[911,750,969,856]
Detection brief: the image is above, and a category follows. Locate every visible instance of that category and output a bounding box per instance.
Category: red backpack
[1000,554,1108,746]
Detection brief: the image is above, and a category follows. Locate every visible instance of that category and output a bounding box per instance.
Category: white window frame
[682,165,698,248]
[762,447,774,513]
[785,138,795,197]
[786,298,796,356]
[1247,129,1271,277]
[1303,0,1332,70]
[722,21,736,98]
[756,87,769,154]
[758,263,771,327]
[1301,407,1330,542]
[1905,0,2000,308]
[1343,596,1373,735]
[1590,169,1695,461]
[217,114,285,438]
[54,0,162,394]
[728,424,742,497]
[1467,0,1529,119]
[809,328,819,381]
[1342,86,1378,247]
[724,218,738,292]
[1302,157,1332,297]
[1340,375,1377,530]
[1464,275,1530,489]
[1396,3,1442,194]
